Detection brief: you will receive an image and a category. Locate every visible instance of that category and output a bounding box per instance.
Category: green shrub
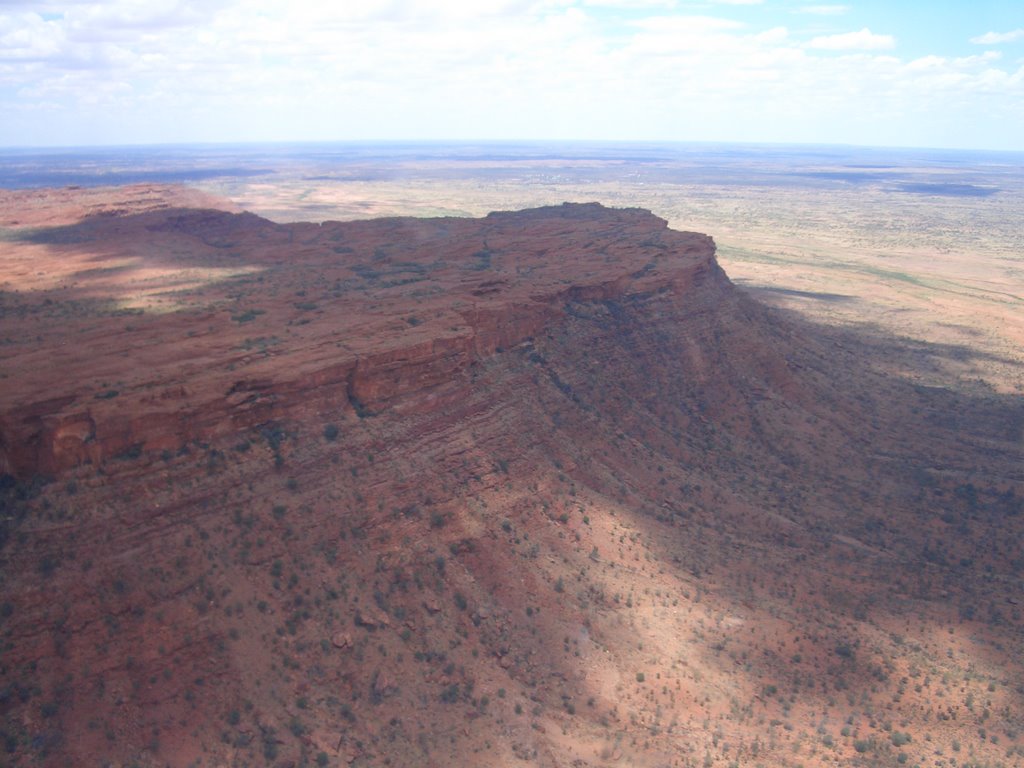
[262,733,278,760]
[891,731,911,747]
[233,309,265,323]
[440,684,460,703]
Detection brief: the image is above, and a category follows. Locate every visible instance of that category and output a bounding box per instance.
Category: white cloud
[628,14,745,32]
[808,27,895,51]
[796,5,848,15]
[0,0,1021,149]
[0,12,67,60]
[970,29,1024,45]
[581,0,679,7]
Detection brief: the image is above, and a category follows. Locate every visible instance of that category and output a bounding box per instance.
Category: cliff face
[0,187,1021,768]
[0,198,718,478]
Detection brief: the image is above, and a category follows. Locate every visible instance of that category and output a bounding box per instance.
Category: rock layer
[0,187,1021,768]
[0,194,716,478]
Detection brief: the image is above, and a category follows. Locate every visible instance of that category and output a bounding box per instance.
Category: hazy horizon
[3,138,1024,154]
[3,140,1020,194]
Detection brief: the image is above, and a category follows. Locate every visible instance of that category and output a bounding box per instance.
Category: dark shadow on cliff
[499,286,1024,763]
[1,210,1022,766]
[8,207,286,256]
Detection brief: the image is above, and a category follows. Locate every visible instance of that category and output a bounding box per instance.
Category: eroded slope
[0,187,1021,768]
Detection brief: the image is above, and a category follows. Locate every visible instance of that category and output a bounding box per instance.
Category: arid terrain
[0,161,1022,768]
[191,144,1024,398]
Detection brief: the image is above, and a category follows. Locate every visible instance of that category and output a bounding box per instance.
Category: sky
[0,0,1022,150]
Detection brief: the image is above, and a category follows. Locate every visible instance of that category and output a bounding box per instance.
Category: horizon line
[1,139,1023,156]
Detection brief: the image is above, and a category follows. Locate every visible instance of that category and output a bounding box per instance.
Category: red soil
[0,185,1020,768]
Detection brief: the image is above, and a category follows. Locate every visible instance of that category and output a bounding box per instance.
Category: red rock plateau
[0,185,1021,768]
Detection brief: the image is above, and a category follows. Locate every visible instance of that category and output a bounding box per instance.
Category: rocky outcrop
[3,187,1019,768]
[0,197,719,479]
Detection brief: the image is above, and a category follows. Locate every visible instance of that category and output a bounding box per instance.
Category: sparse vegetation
[2,159,1021,768]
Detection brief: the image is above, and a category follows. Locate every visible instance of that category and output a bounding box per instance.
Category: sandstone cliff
[1,197,716,479]
[0,187,1020,768]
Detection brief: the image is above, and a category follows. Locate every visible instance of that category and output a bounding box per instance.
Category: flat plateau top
[0,184,714,416]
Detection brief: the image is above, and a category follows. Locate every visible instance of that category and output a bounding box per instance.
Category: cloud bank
[970,29,1024,45]
[0,0,1021,149]
[807,27,895,51]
